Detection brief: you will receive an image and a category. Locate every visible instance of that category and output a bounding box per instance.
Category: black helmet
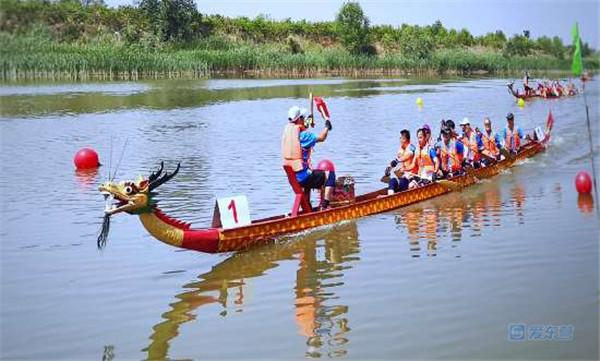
[506,112,514,120]
[445,119,455,129]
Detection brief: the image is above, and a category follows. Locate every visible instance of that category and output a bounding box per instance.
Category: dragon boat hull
[181,140,547,253]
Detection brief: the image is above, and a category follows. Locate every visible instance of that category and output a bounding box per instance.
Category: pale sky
[106,0,600,48]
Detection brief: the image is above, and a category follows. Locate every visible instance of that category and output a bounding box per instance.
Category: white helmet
[288,106,301,122]
[460,117,470,126]
[299,108,310,119]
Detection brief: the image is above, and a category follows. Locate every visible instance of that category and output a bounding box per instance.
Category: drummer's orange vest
[439,140,463,172]
[462,131,480,162]
[416,145,436,178]
[281,123,304,172]
[504,127,521,152]
[481,131,499,155]
[398,143,418,174]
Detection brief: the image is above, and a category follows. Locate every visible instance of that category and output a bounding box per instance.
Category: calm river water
[1,77,598,360]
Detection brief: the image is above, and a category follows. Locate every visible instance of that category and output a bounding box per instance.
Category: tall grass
[1,33,597,81]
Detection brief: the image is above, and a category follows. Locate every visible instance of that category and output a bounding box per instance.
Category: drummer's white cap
[288,106,301,122]
[299,108,310,119]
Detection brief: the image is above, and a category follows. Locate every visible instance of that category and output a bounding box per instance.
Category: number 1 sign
[211,195,251,229]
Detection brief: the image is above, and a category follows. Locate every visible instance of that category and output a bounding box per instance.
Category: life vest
[504,127,521,152]
[439,140,463,172]
[416,145,436,179]
[281,123,304,172]
[462,131,480,162]
[481,131,499,155]
[397,143,417,174]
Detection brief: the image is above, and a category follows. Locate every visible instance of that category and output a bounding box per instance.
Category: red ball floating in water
[575,171,592,194]
[317,159,335,172]
[74,147,100,170]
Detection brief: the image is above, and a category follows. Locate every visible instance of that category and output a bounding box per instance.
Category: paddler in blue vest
[282,106,336,209]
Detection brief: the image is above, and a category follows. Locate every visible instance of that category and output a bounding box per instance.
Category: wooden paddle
[479,151,498,164]
[309,92,315,127]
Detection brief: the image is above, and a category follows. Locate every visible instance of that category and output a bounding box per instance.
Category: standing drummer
[281,106,336,209]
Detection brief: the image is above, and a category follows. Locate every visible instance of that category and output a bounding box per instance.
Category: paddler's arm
[407,150,418,172]
[430,148,440,175]
[316,117,332,143]
[396,146,414,162]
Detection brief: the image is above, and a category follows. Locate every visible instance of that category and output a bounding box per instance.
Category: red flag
[313,96,330,119]
[544,109,554,142]
[546,109,554,132]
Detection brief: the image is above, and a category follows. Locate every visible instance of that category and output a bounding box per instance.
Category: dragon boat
[98,117,553,254]
[507,81,577,100]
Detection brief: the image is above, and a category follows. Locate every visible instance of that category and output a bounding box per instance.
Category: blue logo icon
[508,324,526,341]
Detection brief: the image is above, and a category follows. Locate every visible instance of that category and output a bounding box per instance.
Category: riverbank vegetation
[1,0,598,80]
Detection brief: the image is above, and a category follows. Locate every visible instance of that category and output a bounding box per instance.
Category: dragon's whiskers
[97,213,111,249]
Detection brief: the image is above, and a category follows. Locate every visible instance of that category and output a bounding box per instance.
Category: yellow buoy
[416,97,424,107]
[518,98,525,108]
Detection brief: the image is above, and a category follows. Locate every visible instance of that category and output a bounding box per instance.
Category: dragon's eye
[124,185,134,195]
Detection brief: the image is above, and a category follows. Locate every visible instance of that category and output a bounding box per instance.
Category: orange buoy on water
[74,148,100,170]
[575,171,592,194]
[317,159,335,172]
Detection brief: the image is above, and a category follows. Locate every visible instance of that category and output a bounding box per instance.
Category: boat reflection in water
[395,180,530,257]
[143,221,360,359]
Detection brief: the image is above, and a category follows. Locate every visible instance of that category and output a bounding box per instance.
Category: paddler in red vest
[478,117,502,162]
[501,112,524,154]
[408,128,440,188]
[386,129,417,194]
[459,118,482,168]
[437,127,465,177]
[282,106,335,209]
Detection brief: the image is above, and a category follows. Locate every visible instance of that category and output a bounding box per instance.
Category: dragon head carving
[99,162,180,216]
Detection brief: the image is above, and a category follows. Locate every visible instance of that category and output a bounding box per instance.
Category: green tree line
[1,0,597,79]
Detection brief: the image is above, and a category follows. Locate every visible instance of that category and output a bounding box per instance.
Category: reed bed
[2,34,597,81]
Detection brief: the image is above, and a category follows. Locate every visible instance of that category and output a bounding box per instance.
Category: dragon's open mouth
[101,192,130,215]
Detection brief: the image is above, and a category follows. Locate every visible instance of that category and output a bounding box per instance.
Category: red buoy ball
[317,159,335,172]
[74,148,100,170]
[575,171,592,194]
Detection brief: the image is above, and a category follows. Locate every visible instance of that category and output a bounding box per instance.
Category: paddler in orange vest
[477,117,502,163]
[386,129,417,194]
[459,118,482,168]
[501,112,524,154]
[408,128,440,188]
[437,127,465,178]
[282,106,335,209]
